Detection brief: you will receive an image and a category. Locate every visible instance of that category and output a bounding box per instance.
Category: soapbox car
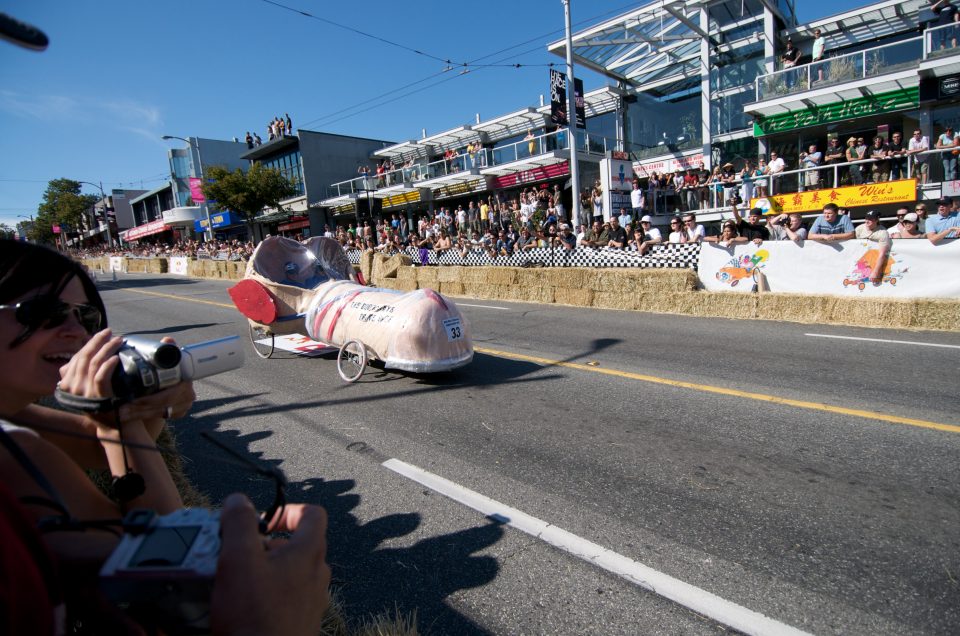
[228,236,473,382]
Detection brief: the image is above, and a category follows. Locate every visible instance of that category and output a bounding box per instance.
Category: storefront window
[711,90,755,135]
[625,85,702,160]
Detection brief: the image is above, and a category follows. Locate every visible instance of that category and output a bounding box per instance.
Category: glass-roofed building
[550,0,960,218]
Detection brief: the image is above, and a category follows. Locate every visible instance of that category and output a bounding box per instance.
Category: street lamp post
[78,180,113,248]
[162,135,212,242]
[562,0,582,229]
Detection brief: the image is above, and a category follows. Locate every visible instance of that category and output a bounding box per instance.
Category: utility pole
[78,181,113,248]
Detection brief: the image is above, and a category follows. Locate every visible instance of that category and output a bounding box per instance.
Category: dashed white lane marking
[805,333,960,350]
[457,303,510,310]
[382,458,813,636]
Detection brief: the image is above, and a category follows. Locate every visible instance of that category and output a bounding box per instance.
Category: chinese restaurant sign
[750,179,917,214]
[753,87,918,136]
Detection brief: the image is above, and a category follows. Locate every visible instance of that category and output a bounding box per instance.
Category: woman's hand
[58,328,123,401]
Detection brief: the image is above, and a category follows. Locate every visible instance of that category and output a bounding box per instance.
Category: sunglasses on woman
[0,296,103,334]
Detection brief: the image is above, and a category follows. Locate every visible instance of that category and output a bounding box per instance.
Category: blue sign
[194,211,241,232]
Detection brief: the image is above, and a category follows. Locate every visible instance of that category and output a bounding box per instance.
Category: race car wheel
[250,323,275,359]
[337,339,367,383]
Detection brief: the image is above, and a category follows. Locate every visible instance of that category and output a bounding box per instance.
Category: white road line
[457,303,510,310]
[382,458,813,636]
[805,333,960,350]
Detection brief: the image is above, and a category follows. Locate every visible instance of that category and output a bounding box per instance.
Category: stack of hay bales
[385,264,959,330]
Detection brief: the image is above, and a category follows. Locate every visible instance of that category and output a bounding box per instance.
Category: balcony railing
[925,22,960,59]
[754,36,923,101]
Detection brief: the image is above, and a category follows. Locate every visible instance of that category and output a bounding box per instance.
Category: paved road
[97,272,960,635]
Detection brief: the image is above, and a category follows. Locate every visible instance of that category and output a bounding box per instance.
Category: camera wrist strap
[54,387,124,413]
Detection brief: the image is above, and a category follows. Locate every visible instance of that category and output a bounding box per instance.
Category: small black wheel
[337,340,367,383]
[250,323,275,359]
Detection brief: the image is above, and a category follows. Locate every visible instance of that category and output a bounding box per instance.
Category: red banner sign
[492,162,569,189]
[123,219,169,241]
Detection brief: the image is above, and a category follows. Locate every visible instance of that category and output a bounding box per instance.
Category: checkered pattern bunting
[344,244,700,269]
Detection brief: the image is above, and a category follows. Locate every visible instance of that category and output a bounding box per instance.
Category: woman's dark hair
[0,239,106,346]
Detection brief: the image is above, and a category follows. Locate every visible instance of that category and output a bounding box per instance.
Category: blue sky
[0,0,868,231]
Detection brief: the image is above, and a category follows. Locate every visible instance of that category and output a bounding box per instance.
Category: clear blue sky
[0,0,867,231]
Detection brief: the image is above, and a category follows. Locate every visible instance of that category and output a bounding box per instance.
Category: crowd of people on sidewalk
[71,239,256,262]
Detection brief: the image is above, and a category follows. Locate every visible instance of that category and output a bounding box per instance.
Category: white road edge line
[805,333,960,350]
[457,303,510,310]
[382,458,813,636]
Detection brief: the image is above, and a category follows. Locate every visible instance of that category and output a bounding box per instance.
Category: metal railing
[925,22,960,59]
[755,37,923,101]
[640,146,957,214]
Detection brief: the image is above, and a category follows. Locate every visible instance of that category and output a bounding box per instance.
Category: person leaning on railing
[808,202,855,241]
[935,126,958,180]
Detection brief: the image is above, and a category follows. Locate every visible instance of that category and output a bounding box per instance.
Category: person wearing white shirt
[907,129,930,185]
[630,181,645,217]
[681,213,705,243]
[766,152,786,195]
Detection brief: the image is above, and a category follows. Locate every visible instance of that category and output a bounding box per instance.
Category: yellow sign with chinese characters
[751,179,917,214]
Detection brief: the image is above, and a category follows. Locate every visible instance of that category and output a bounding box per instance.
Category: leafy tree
[32,179,98,244]
[201,164,296,238]
[0,223,15,239]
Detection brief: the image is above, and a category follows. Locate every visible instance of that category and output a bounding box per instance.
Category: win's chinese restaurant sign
[753,87,918,136]
[750,179,917,214]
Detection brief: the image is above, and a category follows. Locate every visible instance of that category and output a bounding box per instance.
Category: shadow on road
[174,416,502,635]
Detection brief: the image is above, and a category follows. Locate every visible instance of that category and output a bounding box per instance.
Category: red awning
[122,219,170,241]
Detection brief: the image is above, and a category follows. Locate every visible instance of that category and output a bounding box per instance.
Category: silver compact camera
[112,335,244,399]
[100,508,220,632]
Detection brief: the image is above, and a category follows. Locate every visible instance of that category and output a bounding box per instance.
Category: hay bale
[589,269,637,293]
[592,291,638,310]
[462,282,496,300]
[543,268,586,290]
[522,286,555,304]
[554,287,594,307]
[828,297,915,328]
[187,260,204,277]
[756,294,837,324]
[359,250,374,283]
[396,266,418,283]
[913,300,960,331]
[392,278,419,292]
[436,265,464,283]
[484,267,517,286]
[377,278,399,290]
[415,266,439,285]
[690,292,759,319]
[440,281,465,296]
[381,253,413,280]
[370,253,389,285]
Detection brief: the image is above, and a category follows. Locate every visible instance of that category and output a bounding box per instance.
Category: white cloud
[0,91,164,140]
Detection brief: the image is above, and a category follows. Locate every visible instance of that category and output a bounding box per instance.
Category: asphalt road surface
[96,271,960,635]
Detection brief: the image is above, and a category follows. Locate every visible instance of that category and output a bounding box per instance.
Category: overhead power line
[295,2,636,130]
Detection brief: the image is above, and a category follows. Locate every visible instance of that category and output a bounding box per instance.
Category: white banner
[169,256,189,275]
[600,158,634,223]
[109,256,125,272]
[698,239,960,299]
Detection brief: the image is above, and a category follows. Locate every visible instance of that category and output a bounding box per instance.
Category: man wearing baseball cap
[926,196,960,243]
[632,215,662,255]
[729,200,770,243]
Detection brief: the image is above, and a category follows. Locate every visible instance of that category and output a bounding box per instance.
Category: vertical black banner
[574,77,586,129]
[550,69,568,126]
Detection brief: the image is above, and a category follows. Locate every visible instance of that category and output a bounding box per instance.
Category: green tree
[0,223,15,239]
[201,164,296,238]
[33,178,98,244]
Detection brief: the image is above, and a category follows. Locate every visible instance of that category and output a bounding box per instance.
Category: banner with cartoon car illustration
[698,240,960,298]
